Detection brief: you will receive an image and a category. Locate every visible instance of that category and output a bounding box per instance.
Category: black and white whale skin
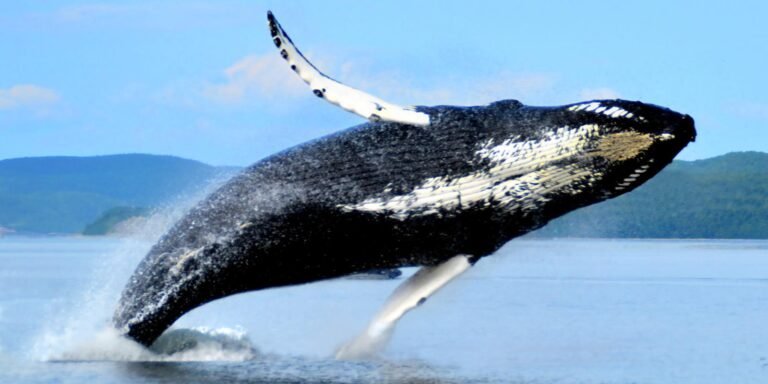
[113,11,696,348]
[114,98,695,346]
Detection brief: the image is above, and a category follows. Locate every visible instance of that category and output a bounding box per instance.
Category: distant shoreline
[3,151,768,239]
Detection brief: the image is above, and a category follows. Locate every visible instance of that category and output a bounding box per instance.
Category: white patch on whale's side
[339,124,605,218]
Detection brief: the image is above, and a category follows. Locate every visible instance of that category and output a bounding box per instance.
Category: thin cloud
[0,84,60,110]
[337,61,558,107]
[202,53,306,105]
[198,51,581,110]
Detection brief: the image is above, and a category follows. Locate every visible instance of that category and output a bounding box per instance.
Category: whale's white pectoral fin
[267,11,431,126]
[335,254,473,360]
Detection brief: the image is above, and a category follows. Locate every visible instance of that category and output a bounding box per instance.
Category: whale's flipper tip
[265,11,431,127]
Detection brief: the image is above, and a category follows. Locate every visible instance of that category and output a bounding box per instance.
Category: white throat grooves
[267,12,430,126]
[339,124,602,219]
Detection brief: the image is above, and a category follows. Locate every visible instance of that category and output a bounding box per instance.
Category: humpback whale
[113,11,696,355]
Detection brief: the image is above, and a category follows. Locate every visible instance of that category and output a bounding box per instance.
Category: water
[0,236,766,383]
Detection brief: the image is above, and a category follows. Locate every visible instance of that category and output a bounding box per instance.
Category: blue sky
[1,1,766,166]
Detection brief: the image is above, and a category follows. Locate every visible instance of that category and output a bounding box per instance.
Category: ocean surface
[0,235,766,383]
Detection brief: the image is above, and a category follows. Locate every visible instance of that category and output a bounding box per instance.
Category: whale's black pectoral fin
[266,11,430,126]
[335,254,474,360]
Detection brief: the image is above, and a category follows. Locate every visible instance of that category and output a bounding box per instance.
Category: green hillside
[0,154,228,233]
[537,151,768,238]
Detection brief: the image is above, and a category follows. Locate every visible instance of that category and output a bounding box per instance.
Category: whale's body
[114,99,695,346]
[114,11,696,350]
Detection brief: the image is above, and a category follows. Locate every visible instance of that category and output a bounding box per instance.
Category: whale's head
[434,99,696,220]
[557,99,695,197]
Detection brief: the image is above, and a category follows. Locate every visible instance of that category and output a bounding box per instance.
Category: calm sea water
[0,236,766,383]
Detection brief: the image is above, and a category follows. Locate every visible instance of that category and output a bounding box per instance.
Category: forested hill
[0,154,231,233]
[536,151,768,238]
[0,152,766,238]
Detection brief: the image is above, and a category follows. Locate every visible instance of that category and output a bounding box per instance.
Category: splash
[49,327,258,362]
[335,324,393,360]
[30,235,156,361]
[30,172,245,362]
[150,327,258,361]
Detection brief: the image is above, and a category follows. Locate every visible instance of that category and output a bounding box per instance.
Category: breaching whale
[113,11,696,356]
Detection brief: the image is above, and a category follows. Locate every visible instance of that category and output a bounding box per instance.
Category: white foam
[30,176,232,362]
[49,328,156,362]
[151,327,258,361]
[30,237,155,361]
[48,326,257,362]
